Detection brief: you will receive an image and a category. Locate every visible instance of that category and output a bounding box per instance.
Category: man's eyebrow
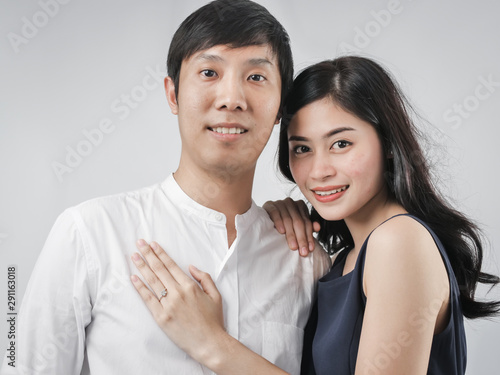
[194,54,274,67]
[195,53,224,63]
[288,126,355,142]
[247,58,274,67]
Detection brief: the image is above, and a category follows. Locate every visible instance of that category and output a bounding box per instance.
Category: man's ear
[275,111,282,125]
[164,76,179,115]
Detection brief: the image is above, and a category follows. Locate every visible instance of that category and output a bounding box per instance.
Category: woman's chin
[313,207,347,222]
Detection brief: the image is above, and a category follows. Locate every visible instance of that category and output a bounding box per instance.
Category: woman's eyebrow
[288,126,355,142]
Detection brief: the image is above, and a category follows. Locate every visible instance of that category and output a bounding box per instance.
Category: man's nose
[215,74,248,111]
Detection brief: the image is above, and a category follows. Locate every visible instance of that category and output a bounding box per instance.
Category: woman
[131,56,499,374]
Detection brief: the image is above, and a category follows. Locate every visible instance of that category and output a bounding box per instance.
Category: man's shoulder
[66,181,164,221]
[250,204,277,227]
[247,204,286,241]
[248,205,331,270]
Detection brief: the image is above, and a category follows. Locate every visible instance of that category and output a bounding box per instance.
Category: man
[1,1,330,374]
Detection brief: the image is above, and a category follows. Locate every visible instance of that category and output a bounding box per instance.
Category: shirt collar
[161,174,260,227]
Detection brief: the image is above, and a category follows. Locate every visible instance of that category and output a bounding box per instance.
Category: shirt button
[215,213,223,221]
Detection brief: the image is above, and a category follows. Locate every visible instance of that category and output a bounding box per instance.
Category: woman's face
[288,98,388,222]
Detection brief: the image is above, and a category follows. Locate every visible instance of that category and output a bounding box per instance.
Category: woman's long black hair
[278,56,499,319]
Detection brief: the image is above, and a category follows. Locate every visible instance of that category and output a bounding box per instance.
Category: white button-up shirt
[2,174,330,375]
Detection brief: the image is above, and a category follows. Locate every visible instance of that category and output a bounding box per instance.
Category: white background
[1,0,499,373]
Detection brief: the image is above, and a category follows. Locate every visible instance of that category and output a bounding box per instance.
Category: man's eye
[249,74,265,82]
[293,145,310,154]
[332,140,351,149]
[201,70,217,78]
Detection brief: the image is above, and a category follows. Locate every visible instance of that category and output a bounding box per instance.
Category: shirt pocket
[262,321,304,375]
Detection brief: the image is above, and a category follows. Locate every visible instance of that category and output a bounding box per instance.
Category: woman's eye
[332,140,351,149]
[201,70,217,78]
[249,74,265,82]
[293,145,310,154]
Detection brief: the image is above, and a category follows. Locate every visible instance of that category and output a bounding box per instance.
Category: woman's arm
[130,240,288,375]
[355,216,450,375]
[263,198,320,256]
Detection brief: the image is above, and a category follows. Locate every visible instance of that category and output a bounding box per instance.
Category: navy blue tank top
[301,214,467,375]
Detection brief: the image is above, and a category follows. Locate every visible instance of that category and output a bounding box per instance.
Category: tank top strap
[356,213,461,304]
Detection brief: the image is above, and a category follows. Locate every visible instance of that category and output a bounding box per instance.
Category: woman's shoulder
[367,214,439,258]
[363,214,448,297]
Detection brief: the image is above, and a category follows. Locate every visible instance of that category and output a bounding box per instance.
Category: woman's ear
[387,147,394,159]
[164,76,179,115]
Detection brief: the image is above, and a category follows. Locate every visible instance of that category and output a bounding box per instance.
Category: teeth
[315,186,348,196]
[212,127,245,134]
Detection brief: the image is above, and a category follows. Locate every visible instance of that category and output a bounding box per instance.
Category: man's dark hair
[167,0,293,111]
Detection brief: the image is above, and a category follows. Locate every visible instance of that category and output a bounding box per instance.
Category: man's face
[165,44,282,181]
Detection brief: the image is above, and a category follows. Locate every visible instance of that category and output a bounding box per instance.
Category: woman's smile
[288,98,387,222]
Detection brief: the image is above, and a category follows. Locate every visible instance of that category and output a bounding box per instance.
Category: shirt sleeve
[1,209,94,374]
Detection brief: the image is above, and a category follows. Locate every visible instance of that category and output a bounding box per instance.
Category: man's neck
[173,166,254,247]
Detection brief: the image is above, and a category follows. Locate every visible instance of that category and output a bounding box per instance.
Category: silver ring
[159,288,168,301]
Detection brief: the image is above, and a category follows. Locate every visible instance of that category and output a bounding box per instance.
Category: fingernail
[131,275,138,282]
[309,242,315,251]
[150,241,158,250]
[291,240,297,249]
[137,239,146,247]
[131,253,141,262]
[301,246,308,254]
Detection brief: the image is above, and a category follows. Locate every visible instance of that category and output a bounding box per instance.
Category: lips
[209,127,247,134]
[311,185,349,203]
[208,123,248,136]
[313,185,348,196]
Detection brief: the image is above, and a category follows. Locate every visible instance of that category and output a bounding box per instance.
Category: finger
[313,221,321,233]
[305,222,315,253]
[275,199,298,250]
[189,265,221,303]
[149,241,194,285]
[295,200,314,255]
[306,222,322,253]
[263,201,285,234]
[131,252,170,300]
[297,201,316,253]
[135,240,178,290]
[284,198,310,255]
[130,274,164,315]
